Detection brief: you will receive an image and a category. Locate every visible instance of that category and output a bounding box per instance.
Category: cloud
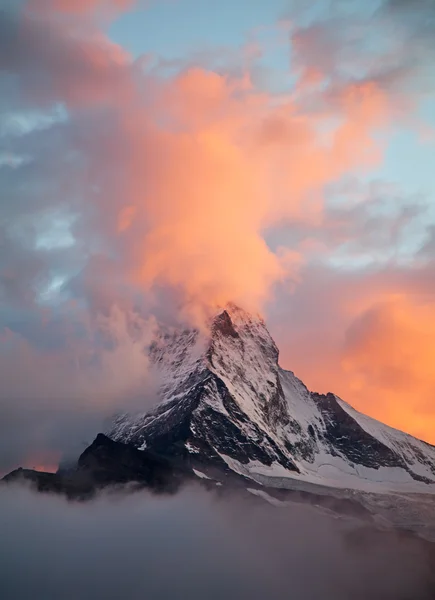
[342,295,435,433]
[269,177,431,267]
[0,485,434,600]
[419,225,435,258]
[0,306,159,474]
[288,0,435,100]
[29,0,135,17]
[93,71,395,318]
[0,5,133,108]
[2,0,402,319]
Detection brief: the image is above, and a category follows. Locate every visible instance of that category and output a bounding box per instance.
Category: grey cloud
[382,0,435,31]
[0,306,160,474]
[0,4,132,108]
[419,225,435,258]
[268,179,431,265]
[0,485,434,600]
[0,15,196,463]
[287,0,435,100]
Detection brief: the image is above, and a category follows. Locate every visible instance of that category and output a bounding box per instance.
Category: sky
[1,0,435,472]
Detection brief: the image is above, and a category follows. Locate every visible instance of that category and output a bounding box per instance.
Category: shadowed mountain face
[107,304,435,492]
[3,434,184,499]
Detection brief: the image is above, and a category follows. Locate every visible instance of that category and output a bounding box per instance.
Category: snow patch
[185,442,200,454]
[193,469,211,480]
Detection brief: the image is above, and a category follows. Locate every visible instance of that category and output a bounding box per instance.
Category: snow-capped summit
[108,304,435,493]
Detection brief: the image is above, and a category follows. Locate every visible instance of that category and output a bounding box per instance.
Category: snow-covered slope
[108,304,435,493]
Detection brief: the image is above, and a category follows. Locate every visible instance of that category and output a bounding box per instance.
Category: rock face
[3,434,184,498]
[108,304,435,492]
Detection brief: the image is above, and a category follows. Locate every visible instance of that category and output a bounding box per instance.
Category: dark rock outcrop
[2,434,187,498]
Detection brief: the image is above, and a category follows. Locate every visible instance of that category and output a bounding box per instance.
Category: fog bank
[0,484,434,600]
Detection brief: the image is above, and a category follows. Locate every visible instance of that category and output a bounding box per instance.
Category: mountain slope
[108,304,435,493]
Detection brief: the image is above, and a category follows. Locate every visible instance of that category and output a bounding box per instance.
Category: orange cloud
[104,69,393,321]
[342,295,435,441]
[22,453,60,474]
[32,0,134,15]
[117,205,137,233]
[14,6,396,319]
[274,274,435,444]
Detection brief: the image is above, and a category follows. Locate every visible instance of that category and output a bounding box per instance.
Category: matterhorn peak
[207,304,279,369]
[207,303,265,339]
[108,305,435,494]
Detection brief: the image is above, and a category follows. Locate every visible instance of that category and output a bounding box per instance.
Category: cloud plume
[3,0,402,315]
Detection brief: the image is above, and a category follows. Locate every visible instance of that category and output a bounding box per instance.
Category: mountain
[3,434,185,499]
[3,304,435,540]
[108,304,435,493]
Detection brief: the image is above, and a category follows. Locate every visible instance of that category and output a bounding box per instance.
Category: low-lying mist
[0,483,434,600]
